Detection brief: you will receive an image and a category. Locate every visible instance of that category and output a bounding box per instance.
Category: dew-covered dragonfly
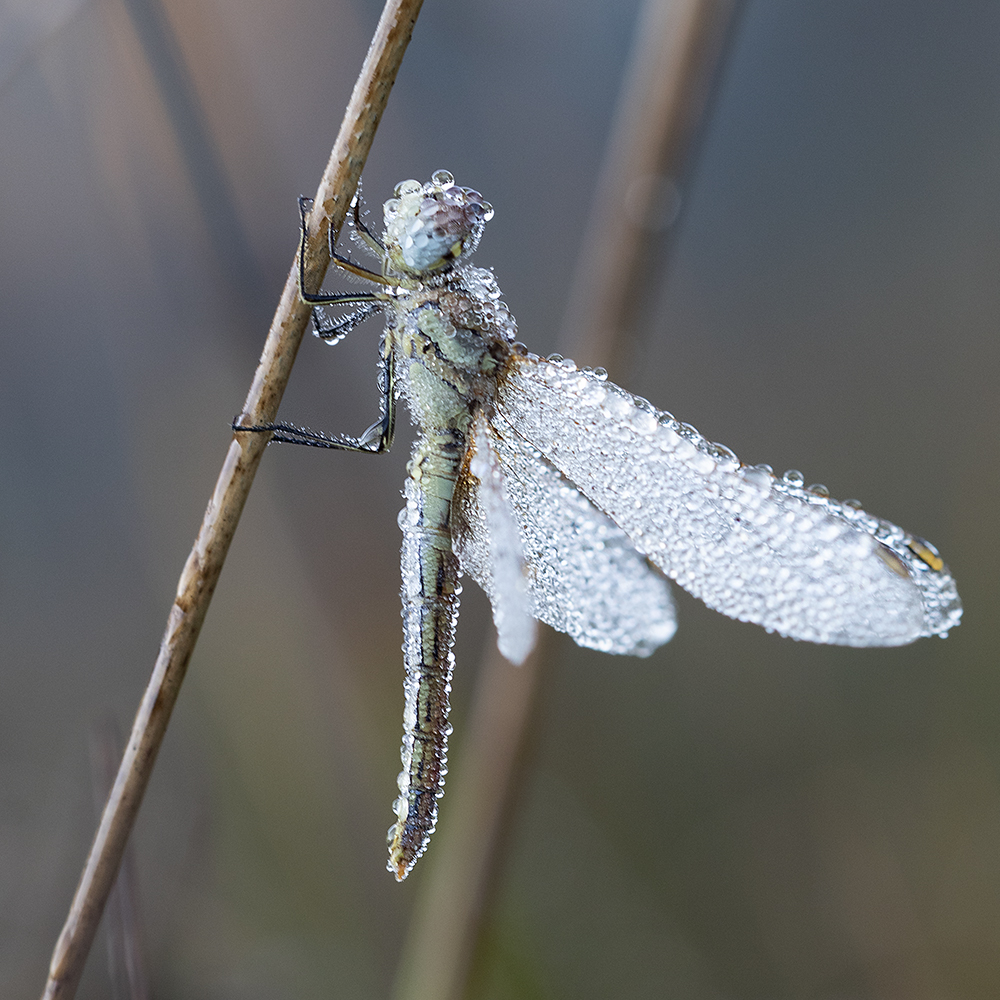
[244,171,961,880]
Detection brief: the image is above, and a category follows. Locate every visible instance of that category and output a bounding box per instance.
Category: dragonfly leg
[233,336,397,454]
[311,300,383,345]
[298,196,394,294]
[348,181,386,258]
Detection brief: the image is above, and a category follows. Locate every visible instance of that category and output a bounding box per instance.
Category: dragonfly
[243,170,962,880]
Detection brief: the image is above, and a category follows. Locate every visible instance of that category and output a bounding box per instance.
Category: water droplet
[604,392,632,419]
[677,422,704,446]
[740,465,773,493]
[547,353,564,364]
[395,179,421,197]
[688,451,717,475]
[707,441,739,467]
[674,437,697,461]
[355,419,382,448]
[807,483,830,497]
[842,498,863,510]
[593,367,608,381]
[578,382,607,406]
[431,169,454,187]
[782,469,804,486]
[874,521,894,542]
[631,410,659,435]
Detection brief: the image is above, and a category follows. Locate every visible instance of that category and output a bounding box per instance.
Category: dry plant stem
[558,0,737,368]
[41,1,423,997]
[392,3,736,999]
[90,721,149,1000]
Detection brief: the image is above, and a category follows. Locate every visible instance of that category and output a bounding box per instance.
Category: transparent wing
[495,354,962,647]
[453,411,677,657]
[465,414,536,664]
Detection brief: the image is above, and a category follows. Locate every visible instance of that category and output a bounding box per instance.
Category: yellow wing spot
[907,537,945,572]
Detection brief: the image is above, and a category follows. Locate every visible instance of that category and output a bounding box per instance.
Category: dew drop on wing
[493,356,961,646]
[453,402,677,658]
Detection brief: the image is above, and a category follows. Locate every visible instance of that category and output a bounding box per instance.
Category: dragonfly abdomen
[390,429,465,880]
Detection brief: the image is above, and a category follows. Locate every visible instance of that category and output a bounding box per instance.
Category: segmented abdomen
[389,428,465,880]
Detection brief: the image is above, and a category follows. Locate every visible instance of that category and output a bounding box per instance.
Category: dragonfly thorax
[382,170,493,278]
[392,269,517,433]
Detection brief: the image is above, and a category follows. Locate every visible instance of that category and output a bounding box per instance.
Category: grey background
[2,1,998,997]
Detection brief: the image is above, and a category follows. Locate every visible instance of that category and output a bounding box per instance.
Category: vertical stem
[40,2,423,997]
[558,0,738,370]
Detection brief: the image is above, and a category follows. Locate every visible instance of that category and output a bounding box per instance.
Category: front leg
[348,180,386,258]
[297,196,389,345]
[298,196,394,295]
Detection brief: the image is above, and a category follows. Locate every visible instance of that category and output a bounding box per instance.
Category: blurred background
[2,0,999,997]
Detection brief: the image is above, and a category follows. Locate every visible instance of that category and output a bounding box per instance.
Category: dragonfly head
[383,170,494,278]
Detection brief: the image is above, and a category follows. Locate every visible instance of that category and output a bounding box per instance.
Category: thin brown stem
[90,720,149,1000]
[559,0,738,371]
[391,3,737,999]
[40,2,423,997]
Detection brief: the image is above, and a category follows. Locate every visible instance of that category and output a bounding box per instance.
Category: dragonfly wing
[453,410,677,657]
[463,414,537,664]
[496,355,962,647]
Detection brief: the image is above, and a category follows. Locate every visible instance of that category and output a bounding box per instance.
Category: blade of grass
[40,2,423,996]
